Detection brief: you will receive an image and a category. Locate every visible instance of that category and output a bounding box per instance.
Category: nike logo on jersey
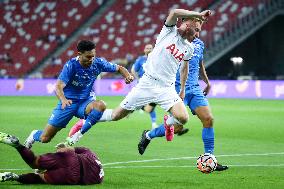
[166,44,185,62]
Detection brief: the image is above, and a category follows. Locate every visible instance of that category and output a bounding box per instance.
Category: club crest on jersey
[166,44,185,62]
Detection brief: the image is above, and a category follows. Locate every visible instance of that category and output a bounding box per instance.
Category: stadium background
[0,0,284,188]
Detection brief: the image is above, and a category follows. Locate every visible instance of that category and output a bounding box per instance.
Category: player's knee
[93,100,106,112]
[174,117,188,125]
[180,117,188,125]
[178,113,189,125]
[203,116,214,128]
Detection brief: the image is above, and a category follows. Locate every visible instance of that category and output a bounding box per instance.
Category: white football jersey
[143,25,194,85]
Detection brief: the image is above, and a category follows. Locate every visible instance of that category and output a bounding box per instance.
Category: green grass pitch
[0,96,283,189]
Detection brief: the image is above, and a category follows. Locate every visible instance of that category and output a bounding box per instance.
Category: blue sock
[80,109,103,134]
[148,124,165,139]
[33,130,43,142]
[202,127,214,154]
[149,110,156,123]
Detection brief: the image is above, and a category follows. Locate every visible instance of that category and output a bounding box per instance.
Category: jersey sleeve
[58,61,73,84]
[97,58,117,72]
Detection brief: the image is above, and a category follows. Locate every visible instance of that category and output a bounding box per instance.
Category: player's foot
[24,130,37,149]
[177,128,189,136]
[0,132,19,147]
[0,172,19,182]
[69,119,84,137]
[138,130,150,155]
[164,115,174,141]
[215,163,229,171]
[66,131,83,146]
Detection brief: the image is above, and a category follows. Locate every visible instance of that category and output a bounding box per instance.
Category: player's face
[183,20,202,42]
[144,44,153,55]
[78,49,96,68]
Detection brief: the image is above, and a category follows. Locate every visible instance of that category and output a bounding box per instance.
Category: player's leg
[164,101,189,141]
[195,106,214,153]
[143,103,157,128]
[110,106,133,121]
[17,173,46,184]
[177,127,189,136]
[67,99,106,145]
[68,106,132,138]
[152,86,189,141]
[24,102,76,148]
[0,172,45,184]
[138,125,183,155]
[139,119,187,152]
[0,132,42,169]
[79,100,106,134]
[24,124,62,149]
[194,104,228,171]
[68,119,85,137]
[174,85,189,136]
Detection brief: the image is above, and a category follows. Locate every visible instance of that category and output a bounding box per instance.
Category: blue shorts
[48,96,94,128]
[175,85,209,115]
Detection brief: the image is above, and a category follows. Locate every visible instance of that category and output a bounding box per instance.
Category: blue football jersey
[133,55,147,78]
[175,38,204,88]
[58,56,117,100]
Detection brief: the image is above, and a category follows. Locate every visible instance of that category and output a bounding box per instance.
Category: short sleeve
[58,61,73,84]
[96,58,117,72]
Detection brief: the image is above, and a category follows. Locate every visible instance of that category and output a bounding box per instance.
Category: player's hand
[203,83,211,96]
[125,75,134,84]
[200,10,211,21]
[61,98,72,109]
[179,89,185,101]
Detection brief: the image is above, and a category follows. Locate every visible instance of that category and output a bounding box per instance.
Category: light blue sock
[80,109,103,134]
[149,110,156,123]
[202,127,214,154]
[148,124,165,139]
[33,130,43,142]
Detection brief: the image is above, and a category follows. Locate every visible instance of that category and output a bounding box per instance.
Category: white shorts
[120,74,182,112]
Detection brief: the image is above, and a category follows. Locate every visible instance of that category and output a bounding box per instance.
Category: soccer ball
[196,153,217,174]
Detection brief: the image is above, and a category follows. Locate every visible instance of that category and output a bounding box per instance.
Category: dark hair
[77,40,96,53]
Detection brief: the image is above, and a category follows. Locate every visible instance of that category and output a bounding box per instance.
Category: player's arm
[55,79,72,109]
[179,60,189,100]
[199,60,211,96]
[116,65,134,84]
[165,9,211,26]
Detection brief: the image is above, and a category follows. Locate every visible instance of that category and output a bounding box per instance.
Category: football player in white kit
[66,9,211,145]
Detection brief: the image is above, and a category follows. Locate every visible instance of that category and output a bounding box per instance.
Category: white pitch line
[103,152,284,166]
[1,152,284,171]
[2,164,284,171]
[106,164,284,169]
